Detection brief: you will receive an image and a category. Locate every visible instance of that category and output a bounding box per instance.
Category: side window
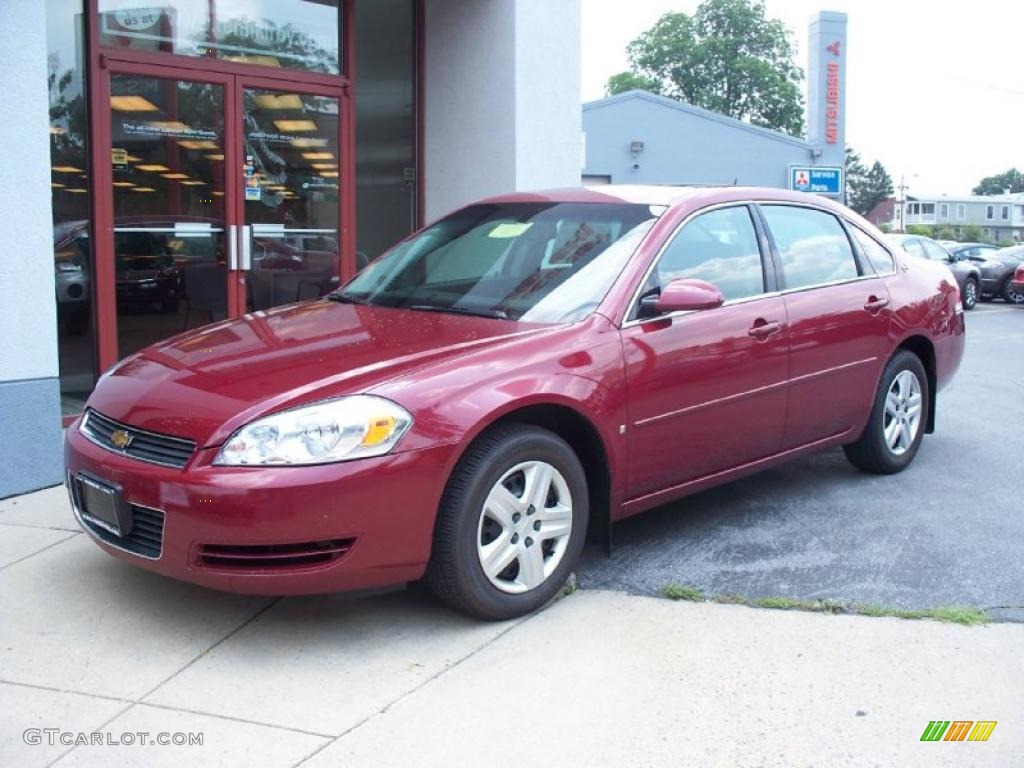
[645,206,765,303]
[901,238,927,259]
[921,240,949,261]
[850,227,895,274]
[761,205,859,290]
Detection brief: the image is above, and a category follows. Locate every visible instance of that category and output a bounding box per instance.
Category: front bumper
[64,421,457,595]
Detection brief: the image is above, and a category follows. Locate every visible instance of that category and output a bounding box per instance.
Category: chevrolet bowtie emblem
[110,429,134,450]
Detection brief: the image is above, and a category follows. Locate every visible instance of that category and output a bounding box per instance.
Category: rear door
[621,204,789,500]
[758,204,893,450]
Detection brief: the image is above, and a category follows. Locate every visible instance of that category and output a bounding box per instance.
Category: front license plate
[77,474,129,537]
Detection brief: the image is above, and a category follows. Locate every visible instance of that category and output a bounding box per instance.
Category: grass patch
[855,603,988,626]
[660,587,988,626]
[754,597,844,614]
[662,584,704,602]
[712,594,750,605]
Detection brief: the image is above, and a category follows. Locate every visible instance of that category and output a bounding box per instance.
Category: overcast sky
[582,0,1024,195]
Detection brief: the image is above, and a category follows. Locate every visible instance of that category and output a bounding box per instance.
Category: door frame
[85,1,355,372]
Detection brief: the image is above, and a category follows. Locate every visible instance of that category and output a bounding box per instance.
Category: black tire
[1001,277,1024,305]
[962,278,978,310]
[843,350,930,475]
[424,424,588,620]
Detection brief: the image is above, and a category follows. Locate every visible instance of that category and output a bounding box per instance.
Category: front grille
[197,539,355,570]
[81,409,195,469]
[76,498,165,559]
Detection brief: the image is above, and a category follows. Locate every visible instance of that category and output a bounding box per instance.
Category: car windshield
[336,202,661,322]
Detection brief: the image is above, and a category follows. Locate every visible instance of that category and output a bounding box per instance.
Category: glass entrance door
[99,66,346,364]
[108,72,230,358]
[239,86,342,312]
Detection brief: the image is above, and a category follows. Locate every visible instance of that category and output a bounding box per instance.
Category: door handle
[747,320,782,339]
[228,224,238,270]
[240,225,252,270]
[864,296,890,312]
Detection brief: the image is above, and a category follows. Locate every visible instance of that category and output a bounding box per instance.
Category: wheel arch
[894,334,937,433]
[446,399,615,554]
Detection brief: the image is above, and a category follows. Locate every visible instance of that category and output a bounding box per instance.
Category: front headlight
[214,395,412,466]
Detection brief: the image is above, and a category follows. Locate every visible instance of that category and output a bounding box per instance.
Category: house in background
[902,194,1024,243]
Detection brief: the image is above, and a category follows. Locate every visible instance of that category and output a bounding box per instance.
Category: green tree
[936,226,956,240]
[972,168,1024,195]
[845,148,894,217]
[606,72,662,96]
[606,0,804,136]
[906,224,934,237]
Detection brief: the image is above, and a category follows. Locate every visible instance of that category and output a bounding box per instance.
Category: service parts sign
[790,166,843,197]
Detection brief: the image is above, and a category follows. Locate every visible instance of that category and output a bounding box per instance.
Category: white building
[902,193,1024,243]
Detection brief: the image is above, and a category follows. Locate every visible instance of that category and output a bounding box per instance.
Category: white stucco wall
[0,0,58,383]
[422,0,582,221]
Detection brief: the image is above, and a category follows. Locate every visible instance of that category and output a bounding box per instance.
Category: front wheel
[1002,277,1024,304]
[424,424,588,620]
[962,278,978,310]
[843,350,929,474]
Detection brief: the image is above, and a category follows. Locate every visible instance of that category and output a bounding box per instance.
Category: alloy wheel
[883,370,923,456]
[476,461,573,594]
[964,280,977,308]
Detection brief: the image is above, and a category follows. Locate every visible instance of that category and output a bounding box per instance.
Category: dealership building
[0,0,582,497]
[583,12,848,197]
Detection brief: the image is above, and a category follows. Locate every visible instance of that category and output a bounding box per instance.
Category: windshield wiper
[326,292,368,305]
[407,304,509,320]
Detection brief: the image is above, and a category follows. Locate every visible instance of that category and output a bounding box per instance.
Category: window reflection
[47,0,95,415]
[98,0,341,73]
[653,206,766,302]
[762,206,859,290]
[243,89,341,310]
[109,75,227,358]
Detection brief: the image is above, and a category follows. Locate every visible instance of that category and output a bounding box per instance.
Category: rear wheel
[424,424,588,620]
[843,350,929,474]
[962,278,978,310]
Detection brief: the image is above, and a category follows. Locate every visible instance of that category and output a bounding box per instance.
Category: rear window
[761,205,859,290]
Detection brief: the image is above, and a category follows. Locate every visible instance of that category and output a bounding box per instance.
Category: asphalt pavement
[579,302,1024,619]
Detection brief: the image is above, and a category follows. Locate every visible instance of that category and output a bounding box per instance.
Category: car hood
[85,300,551,447]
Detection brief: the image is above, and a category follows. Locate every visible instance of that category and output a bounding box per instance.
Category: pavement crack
[44,597,282,767]
[0,532,80,573]
[290,605,553,767]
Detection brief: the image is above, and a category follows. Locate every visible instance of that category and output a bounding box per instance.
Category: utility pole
[897,173,917,232]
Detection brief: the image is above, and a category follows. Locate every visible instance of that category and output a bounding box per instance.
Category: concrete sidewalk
[1,486,1020,767]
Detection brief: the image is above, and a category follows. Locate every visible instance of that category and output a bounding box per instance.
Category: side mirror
[639,278,725,318]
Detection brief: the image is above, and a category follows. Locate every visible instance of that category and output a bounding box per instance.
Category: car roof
[476,184,853,212]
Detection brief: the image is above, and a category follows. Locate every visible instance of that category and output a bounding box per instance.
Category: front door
[98,66,346,362]
[621,204,789,503]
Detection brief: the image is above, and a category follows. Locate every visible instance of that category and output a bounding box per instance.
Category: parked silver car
[886,234,982,310]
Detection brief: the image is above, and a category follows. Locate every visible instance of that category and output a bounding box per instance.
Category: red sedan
[1012,264,1024,296]
[65,186,965,619]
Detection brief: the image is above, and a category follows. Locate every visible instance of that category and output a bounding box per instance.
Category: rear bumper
[64,421,457,595]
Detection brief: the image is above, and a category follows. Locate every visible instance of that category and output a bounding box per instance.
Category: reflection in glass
[98,0,341,73]
[109,75,227,358]
[46,0,95,414]
[355,0,416,269]
[243,89,340,311]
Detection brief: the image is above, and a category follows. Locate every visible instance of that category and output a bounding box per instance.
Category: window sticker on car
[488,222,533,239]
